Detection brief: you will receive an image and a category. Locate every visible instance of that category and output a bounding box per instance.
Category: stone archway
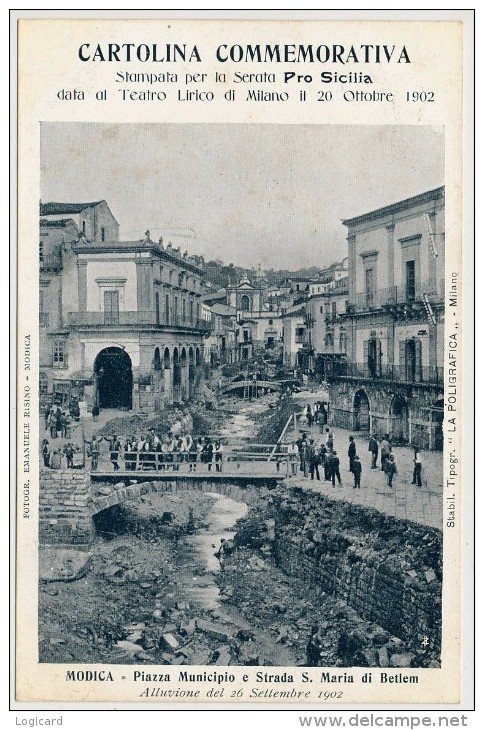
[180,347,188,400]
[173,348,181,403]
[188,347,195,398]
[390,394,409,444]
[353,389,370,432]
[94,347,133,410]
[152,347,163,408]
[163,348,172,404]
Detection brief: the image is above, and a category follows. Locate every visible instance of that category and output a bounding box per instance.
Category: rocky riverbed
[38,392,441,668]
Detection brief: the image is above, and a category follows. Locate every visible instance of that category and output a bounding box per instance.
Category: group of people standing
[301,401,329,431]
[44,401,80,439]
[86,430,224,473]
[367,433,398,487]
[289,428,344,487]
[288,421,424,491]
[41,439,81,469]
[45,407,71,440]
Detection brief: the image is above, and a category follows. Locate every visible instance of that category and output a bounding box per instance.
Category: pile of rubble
[216,486,442,668]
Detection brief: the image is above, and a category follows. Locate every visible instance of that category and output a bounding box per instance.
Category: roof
[282,306,306,318]
[210,303,237,317]
[342,186,444,227]
[40,201,106,215]
[40,218,77,228]
[202,289,227,304]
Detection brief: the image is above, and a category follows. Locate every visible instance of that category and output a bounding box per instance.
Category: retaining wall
[39,469,95,546]
[273,490,442,654]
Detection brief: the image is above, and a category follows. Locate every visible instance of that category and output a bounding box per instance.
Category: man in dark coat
[308,439,320,481]
[329,451,342,486]
[348,435,356,472]
[368,433,379,469]
[108,435,122,471]
[352,455,362,489]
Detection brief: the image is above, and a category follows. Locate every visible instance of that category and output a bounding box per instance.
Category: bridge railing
[89,447,297,476]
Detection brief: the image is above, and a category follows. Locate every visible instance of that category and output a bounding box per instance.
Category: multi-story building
[328,187,445,449]
[281,304,307,369]
[39,201,210,412]
[224,273,284,362]
[306,260,349,378]
[205,302,237,366]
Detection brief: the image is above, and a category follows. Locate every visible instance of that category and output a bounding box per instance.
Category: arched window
[154,347,161,371]
[240,294,250,312]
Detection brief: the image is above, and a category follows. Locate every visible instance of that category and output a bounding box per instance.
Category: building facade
[205,303,237,366]
[328,187,445,450]
[282,305,307,369]
[306,260,349,378]
[39,202,210,412]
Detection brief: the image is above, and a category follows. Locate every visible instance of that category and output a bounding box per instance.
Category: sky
[40,123,444,270]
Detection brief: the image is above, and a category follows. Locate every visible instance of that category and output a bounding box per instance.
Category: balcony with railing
[67,311,212,332]
[348,279,445,314]
[326,360,443,386]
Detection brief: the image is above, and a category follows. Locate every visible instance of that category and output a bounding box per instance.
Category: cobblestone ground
[285,418,443,530]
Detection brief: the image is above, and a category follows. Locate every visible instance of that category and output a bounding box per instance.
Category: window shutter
[414,338,423,382]
[377,339,383,376]
[363,340,369,375]
[399,340,406,381]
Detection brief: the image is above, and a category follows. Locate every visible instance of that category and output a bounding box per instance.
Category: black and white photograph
[37,122,445,672]
[14,11,471,712]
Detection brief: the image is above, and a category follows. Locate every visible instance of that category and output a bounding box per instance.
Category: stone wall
[40,469,95,546]
[273,489,442,655]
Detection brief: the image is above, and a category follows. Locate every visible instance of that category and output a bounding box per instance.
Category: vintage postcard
[14,10,473,711]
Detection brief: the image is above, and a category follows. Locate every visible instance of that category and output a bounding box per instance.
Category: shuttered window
[103,290,119,324]
[366,338,381,378]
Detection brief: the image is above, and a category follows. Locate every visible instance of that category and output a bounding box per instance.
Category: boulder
[196,620,233,643]
[180,619,196,637]
[160,633,180,652]
[378,647,389,667]
[213,645,232,665]
[389,652,416,668]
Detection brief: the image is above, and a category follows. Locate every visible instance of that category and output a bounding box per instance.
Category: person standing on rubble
[214,538,233,570]
[306,625,325,666]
